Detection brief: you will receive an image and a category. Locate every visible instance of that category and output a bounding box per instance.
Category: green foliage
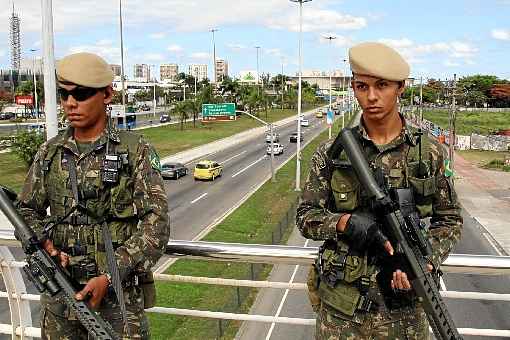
[422,109,510,135]
[12,129,45,167]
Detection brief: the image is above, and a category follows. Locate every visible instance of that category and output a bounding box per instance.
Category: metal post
[281,59,284,110]
[41,0,58,139]
[269,123,275,182]
[255,46,261,95]
[210,29,218,83]
[119,0,126,107]
[30,49,39,123]
[152,65,156,118]
[289,0,312,191]
[419,76,423,123]
[323,35,336,139]
[449,74,457,175]
[342,58,347,129]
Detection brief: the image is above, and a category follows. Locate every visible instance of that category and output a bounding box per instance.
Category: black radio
[101,154,122,184]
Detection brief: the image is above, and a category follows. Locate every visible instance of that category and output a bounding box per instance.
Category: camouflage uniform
[17,125,170,339]
[297,117,462,339]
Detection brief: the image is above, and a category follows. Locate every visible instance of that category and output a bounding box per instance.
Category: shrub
[12,130,45,167]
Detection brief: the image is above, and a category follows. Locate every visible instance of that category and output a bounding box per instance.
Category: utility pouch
[139,271,156,309]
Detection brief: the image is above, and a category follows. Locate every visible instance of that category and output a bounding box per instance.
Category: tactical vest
[316,131,439,317]
[42,130,143,282]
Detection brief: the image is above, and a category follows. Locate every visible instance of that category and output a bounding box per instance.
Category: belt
[63,214,100,225]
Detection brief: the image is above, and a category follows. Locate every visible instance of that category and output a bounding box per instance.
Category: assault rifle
[0,186,119,340]
[336,129,462,340]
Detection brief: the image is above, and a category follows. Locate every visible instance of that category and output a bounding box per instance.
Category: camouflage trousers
[40,285,150,340]
[315,304,430,340]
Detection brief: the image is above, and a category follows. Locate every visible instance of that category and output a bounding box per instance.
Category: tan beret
[56,52,114,88]
[349,42,410,81]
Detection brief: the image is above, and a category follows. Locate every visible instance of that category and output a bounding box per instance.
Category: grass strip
[422,109,510,136]
[147,116,348,340]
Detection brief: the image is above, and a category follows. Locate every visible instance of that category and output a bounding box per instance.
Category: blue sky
[1,0,509,81]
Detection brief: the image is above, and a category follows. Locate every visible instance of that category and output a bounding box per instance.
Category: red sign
[15,95,34,105]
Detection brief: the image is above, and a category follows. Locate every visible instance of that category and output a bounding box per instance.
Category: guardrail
[1,237,510,338]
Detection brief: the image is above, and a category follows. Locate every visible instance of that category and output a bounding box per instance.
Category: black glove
[343,211,388,251]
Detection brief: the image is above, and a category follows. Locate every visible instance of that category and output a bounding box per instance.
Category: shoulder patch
[149,149,161,172]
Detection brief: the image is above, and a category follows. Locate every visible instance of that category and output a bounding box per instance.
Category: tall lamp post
[210,28,218,83]
[41,0,58,139]
[29,49,39,122]
[322,35,336,139]
[151,65,156,118]
[119,0,126,107]
[255,46,261,94]
[341,58,347,128]
[281,57,285,110]
[289,0,312,192]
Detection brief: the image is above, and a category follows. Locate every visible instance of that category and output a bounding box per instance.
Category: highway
[1,107,509,339]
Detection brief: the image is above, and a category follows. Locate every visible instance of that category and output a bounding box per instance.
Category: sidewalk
[453,152,510,255]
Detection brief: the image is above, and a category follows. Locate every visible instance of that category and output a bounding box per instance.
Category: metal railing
[1,235,510,338]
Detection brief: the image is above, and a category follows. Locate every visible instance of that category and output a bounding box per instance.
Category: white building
[188,64,208,82]
[160,64,179,82]
[133,64,150,82]
[215,59,228,82]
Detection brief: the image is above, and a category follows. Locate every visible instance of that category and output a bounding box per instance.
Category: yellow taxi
[315,110,324,118]
[193,160,223,180]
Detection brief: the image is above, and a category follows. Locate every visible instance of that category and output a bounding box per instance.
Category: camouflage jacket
[17,126,170,282]
[297,117,463,271]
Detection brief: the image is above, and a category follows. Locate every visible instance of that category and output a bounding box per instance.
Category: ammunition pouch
[315,241,375,316]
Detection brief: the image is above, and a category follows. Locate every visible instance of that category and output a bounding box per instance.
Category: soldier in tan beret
[17,52,170,339]
[297,42,462,339]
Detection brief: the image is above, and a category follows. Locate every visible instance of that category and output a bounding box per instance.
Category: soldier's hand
[341,211,389,252]
[42,239,69,267]
[75,275,110,309]
[391,264,434,291]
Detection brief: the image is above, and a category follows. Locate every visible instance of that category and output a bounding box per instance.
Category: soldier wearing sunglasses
[17,52,170,339]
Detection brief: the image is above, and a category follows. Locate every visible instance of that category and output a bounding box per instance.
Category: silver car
[161,162,188,179]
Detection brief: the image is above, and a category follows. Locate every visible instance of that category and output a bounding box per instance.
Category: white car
[300,118,310,127]
[266,143,284,155]
[265,133,280,143]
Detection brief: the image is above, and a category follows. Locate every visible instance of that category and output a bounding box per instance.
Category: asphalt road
[236,211,510,340]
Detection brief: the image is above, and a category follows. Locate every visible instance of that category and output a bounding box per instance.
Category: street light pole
[281,58,285,110]
[119,0,126,107]
[255,46,261,95]
[210,28,218,83]
[151,65,156,118]
[419,76,423,122]
[41,0,58,139]
[341,58,347,129]
[29,49,39,123]
[290,0,312,192]
[323,35,336,139]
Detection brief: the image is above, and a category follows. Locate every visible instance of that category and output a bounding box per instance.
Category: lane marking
[231,155,267,178]
[190,192,208,204]
[220,150,247,164]
[482,232,504,256]
[265,239,310,340]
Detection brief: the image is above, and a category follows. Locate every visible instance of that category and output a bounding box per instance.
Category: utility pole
[342,58,347,129]
[41,0,58,139]
[323,35,336,139]
[448,74,457,176]
[419,76,423,123]
[289,0,312,191]
[119,0,126,107]
[151,65,156,118]
[29,49,39,123]
[281,58,285,110]
[255,46,261,95]
[210,29,218,83]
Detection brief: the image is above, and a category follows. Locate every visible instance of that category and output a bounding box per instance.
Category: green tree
[134,90,151,103]
[12,129,45,167]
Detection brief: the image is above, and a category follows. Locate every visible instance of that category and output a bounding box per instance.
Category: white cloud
[491,29,510,41]
[149,32,166,39]
[444,60,460,67]
[190,52,210,60]
[167,44,184,54]
[266,8,367,32]
[226,43,247,51]
[143,53,165,62]
[68,40,121,63]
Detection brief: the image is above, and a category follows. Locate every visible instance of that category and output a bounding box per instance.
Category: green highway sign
[202,103,236,121]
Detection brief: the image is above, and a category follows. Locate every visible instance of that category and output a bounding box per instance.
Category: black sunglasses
[58,86,103,102]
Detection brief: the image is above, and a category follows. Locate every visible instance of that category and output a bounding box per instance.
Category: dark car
[161,162,188,179]
[160,114,171,123]
[289,132,304,143]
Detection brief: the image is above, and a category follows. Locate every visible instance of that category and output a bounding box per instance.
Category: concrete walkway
[453,153,510,255]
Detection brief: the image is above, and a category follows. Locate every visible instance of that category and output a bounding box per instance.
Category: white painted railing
[1,238,510,338]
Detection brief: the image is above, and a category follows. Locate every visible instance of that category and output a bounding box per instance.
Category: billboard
[202,103,236,121]
[239,70,258,83]
[15,95,34,105]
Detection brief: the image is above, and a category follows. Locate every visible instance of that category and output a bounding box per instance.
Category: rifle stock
[338,128,462,340]
[0,187,119,340]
